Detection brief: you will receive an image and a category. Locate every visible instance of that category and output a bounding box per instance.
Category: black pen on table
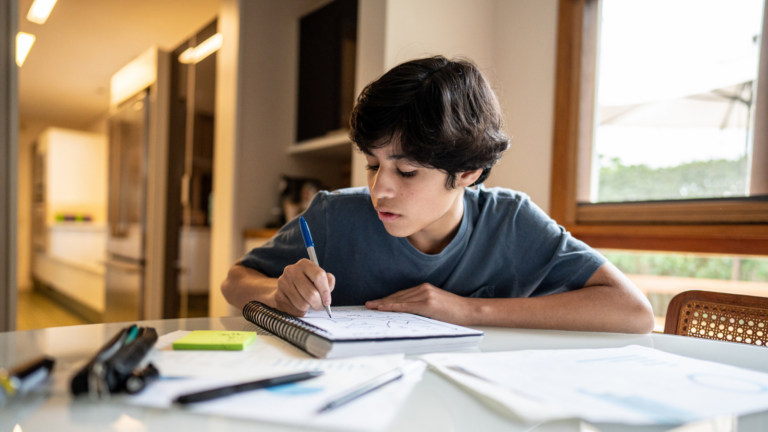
[174,371,324,404]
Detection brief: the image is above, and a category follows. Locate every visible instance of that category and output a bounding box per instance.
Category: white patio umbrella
[596,0,763,130]
[599,80,755,129]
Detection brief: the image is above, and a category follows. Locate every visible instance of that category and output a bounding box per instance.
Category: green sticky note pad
[172,331,257,351]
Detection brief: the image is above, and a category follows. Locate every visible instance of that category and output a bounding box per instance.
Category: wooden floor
[17,289,88,331]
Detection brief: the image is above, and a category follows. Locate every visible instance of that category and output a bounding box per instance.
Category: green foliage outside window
[597,157,747,202]
[603,251,768,282]
[595,156,767,283]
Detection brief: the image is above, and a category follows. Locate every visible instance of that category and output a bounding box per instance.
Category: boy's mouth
[375,207,401,222]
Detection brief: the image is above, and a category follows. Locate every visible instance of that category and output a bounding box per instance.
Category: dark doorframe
[0,0,19,332]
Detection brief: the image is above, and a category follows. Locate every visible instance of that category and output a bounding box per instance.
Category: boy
[222,56,655,334]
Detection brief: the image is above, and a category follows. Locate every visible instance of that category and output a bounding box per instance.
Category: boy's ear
[457,169,483,187]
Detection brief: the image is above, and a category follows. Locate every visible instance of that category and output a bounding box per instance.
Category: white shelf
[289,130,353,158]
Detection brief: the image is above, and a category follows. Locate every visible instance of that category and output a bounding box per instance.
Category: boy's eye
[365,164,415,178]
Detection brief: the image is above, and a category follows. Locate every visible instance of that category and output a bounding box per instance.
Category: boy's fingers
[275,287,307,316]
[294,274,325,311]
[376,302,421,314]
[374,289,420,304]
[301,261,332,306]
[280,277,312,312]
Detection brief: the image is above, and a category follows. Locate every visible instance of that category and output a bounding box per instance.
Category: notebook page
[300,306,482,340]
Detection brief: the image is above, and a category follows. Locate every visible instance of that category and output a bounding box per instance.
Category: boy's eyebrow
[387,153,409,161]
[363,150,411,162]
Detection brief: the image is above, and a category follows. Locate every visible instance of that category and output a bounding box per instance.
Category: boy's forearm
[467,284,655,334]
[221,262,279,310]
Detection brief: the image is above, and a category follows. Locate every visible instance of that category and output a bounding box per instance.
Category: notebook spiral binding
[242,301,331,351]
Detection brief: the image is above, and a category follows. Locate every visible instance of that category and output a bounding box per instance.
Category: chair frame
[664,290,768,340]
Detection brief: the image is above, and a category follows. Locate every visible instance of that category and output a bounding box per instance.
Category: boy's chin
[380,221,414,238]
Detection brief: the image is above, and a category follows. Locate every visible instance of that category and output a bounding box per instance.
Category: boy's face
[365,144,468,246]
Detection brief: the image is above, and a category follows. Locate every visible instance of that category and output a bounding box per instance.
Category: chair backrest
[664,290,768,347]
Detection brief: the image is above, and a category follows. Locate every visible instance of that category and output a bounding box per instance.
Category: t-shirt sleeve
[239,192,328,278]
[509,196,607,297]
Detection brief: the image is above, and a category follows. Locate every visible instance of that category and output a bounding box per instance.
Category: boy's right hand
[275,259,335,316]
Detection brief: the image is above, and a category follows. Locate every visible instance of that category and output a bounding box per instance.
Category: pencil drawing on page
[301,307,475,339]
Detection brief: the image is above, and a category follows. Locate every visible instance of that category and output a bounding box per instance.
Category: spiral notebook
[242,301,484,359]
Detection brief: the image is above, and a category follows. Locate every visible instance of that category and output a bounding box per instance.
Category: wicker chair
[664,290,768,347]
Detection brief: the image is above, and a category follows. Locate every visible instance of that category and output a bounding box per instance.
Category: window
[593,0,765,203]
[551,0,768,254]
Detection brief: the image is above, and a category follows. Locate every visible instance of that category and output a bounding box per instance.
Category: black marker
[174,370,324,404]
[0,356,56,406]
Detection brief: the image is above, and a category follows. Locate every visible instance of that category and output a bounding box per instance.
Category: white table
[2,317,768,432]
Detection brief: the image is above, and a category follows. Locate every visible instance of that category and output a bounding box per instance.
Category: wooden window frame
[551,0,768,255]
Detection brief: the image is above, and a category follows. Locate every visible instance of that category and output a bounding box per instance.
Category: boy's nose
[370,170,396,199]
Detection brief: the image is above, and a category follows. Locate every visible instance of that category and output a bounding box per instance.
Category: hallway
[16,289,87,331]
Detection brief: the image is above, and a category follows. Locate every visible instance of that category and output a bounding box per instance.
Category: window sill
[576,198,768,224]
[567,224,768,255]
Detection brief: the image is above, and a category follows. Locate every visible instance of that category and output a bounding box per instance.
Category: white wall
[384,0,496,70]
[484,0,559,214]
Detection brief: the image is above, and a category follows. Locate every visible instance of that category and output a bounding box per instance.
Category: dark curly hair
[349,56,510,188]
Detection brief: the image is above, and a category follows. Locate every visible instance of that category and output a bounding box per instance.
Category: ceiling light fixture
[110,46,157,107]
[16,32,36,66]
[26,0,58,25]
[178,33,223,64]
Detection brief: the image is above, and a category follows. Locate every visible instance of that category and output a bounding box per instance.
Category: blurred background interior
[10,0,768,332]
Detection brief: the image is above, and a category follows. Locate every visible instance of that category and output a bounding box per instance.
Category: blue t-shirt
[240,186,606,305]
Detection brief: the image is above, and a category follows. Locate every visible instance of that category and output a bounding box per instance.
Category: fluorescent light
[110,46,157,106]
[27,0,58,25]
[177,48,196,64]
[178,33,223,64]
[16,32,35,66]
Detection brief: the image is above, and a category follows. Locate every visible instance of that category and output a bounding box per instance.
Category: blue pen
[299,216,333,318]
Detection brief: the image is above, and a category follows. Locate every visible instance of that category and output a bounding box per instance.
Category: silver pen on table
[299,216,332,318]
[317,361,424,413]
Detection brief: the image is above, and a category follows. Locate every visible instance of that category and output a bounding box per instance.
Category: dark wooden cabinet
[296,0,358,143]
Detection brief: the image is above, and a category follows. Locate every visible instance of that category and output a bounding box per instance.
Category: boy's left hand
[365,284,473,326]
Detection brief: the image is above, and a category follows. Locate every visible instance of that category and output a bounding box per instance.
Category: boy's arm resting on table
[366,262,656,334]
[221,260,335,315]
[220,261,279,311]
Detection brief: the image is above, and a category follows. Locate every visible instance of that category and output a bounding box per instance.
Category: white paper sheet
[126,331,426,431]
[150,330,403,379]
[127,360,426,432]
[423,345,768,425]
[301,306,482,339]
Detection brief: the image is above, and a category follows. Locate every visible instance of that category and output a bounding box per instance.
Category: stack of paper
[125,331,426,431]
[423,345,768,426]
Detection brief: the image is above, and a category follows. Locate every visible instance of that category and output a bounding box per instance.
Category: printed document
[423,345,768,425]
